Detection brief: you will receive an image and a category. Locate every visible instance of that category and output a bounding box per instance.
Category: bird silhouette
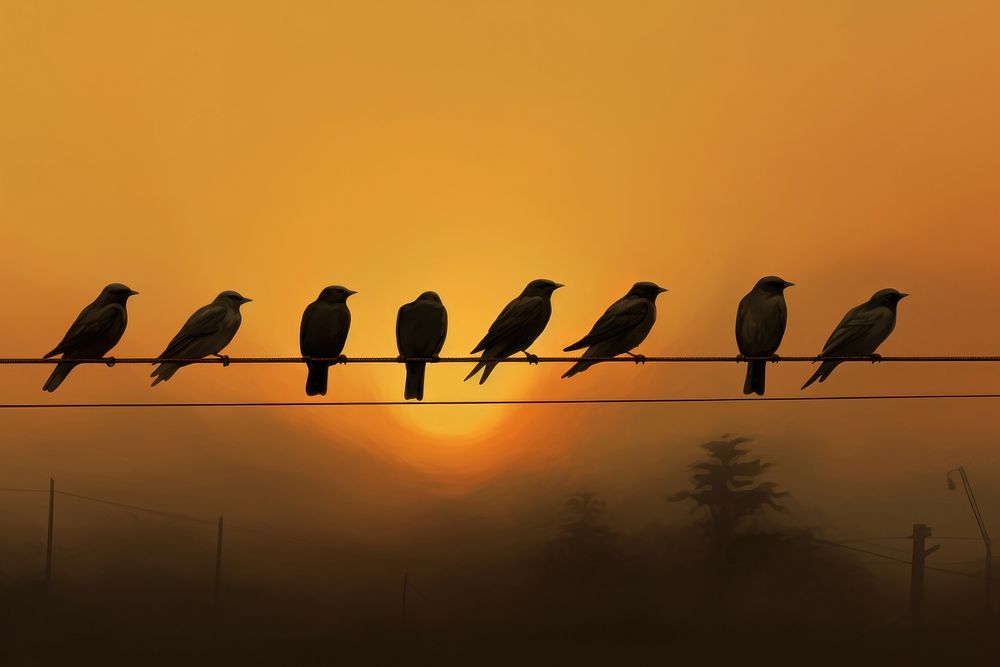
[561,282,667,378]
[465,279,563,384]
[735,276,793,395]
[300,285,355,396]
[42,283,138,392]
[802,288,908,389]
[396,291,448,400]
[151,291,251,386]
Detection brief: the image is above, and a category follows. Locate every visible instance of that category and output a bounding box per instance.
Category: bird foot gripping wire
[627,352,647,365]
[214,354,231,367]
[336,355,348,365]
[770,354,781,364]
[735,354,746,364]
[104,357,116,367]
[870,353,882,364]
[523,352,539,365]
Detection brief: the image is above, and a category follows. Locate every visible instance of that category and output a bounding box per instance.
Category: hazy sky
[1,2,999,544]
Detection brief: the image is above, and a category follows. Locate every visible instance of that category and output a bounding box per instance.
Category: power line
[928,536,986,541]
[813,538,913,565]
[2,394,1000,410]
[930,560,992,566]
[924,565,991,580]
[1,355,1000,365]
[0,485,359,555]
[55,490,217,525]
[827,539,910,554]
[840,535,984,542]
[815,539,1000,581]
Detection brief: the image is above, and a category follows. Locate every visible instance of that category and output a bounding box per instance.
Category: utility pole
[45,478,55,588]
[947,467,992,616]
[214,516,224,610]
[908,523,940,623]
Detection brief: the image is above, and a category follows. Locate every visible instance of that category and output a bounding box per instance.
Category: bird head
[523,279,564,297]
[100,283,139,303]
[870,288,908,306]
[319,285,357,303]
[754,276,794,294]
[217,290,253,307]
[417,291,442,303]
[627,281,668,300]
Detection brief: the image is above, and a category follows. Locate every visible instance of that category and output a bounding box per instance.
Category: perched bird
[396,291,448,400]
[465,279,563,384]
[42,283,139,392]
[561,281,667,378]
[735,276,793,395]
[300,285,355,396]
[151,291,251,386]
[802,288,908,389]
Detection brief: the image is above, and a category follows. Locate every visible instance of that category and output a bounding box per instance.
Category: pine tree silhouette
[671,435,786,547]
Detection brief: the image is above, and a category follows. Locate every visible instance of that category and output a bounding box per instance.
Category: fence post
[45,478,55,587]
[401,572,408,630]
[214,515,224,610]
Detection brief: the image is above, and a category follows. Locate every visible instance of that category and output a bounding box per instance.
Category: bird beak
[783,281,795,288]
[241,297,253,304]
[656,287,668,293]
[899,293,909,299]
[128,289,140,296]
[347,290,358,296]
[553,283,565,290]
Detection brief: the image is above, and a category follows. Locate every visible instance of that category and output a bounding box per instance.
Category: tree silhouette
[671,435,787,553]
[560,491,611,544]
[539,490,621,588]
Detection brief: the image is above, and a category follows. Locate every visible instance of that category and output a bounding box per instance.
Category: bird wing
[563,297,649,351]
[159,304,228,358]
[397,302,446,357]
[300,302,350,357]
[820,305,890,356]
[300,301,318,352]
[471,296,546,353]
[45,303,126,357]
[736,294,786,356]
[395,303,414,355]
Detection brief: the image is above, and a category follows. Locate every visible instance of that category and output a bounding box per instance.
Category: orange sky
[2,1,999,540]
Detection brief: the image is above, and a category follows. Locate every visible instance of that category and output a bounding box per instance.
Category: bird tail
[464,360,484,382]
[743,360,766,396]
[42,362,77,392]
[464,360,499,384]
[150,362,181,387]
[404,361,426,401]
[306,362,329,397]
[801,360,838,390]
[561,360,597,379]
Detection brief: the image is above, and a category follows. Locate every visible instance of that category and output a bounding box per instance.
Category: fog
[2,402,996,663]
